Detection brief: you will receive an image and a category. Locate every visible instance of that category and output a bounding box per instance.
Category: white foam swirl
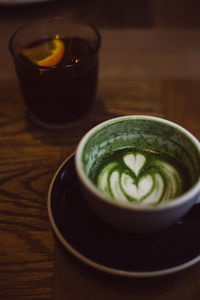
[97,152,183,205]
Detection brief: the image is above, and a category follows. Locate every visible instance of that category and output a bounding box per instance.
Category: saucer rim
[0,0,53,5]
[47,153,200,278]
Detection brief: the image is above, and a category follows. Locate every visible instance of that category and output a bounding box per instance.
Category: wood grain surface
[1,2,200,299]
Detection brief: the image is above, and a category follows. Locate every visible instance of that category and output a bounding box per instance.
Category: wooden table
[1,9,200,300]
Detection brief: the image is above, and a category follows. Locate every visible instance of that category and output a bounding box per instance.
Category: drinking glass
[9,17,101,129]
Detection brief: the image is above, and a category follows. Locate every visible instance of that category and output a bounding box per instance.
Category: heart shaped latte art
[96,150,183,205]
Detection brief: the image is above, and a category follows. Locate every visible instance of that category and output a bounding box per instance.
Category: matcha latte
[89,148,190,206]
[75,116,200,233]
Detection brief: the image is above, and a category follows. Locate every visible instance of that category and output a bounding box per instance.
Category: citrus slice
[21,38,65,67]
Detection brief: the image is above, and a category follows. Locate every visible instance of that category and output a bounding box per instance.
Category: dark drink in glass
[9,18,101,129]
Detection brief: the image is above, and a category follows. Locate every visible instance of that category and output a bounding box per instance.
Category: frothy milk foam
[90,148,189,206]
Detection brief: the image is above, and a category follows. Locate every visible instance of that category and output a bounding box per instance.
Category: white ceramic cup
[75,116,200,233]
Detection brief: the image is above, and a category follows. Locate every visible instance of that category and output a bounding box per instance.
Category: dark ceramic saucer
[48,154,200,278]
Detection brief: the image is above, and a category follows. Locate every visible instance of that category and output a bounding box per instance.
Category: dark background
[1,0,200,29]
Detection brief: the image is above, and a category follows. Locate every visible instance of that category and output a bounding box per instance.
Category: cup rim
[9,16,101,70]
[75,115,200,212]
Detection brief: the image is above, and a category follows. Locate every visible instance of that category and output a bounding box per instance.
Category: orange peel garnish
[21,38,65,67]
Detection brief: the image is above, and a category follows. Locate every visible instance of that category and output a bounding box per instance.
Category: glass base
[29,111,90,130]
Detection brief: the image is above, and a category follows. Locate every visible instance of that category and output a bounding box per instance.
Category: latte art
[90,149,189,205]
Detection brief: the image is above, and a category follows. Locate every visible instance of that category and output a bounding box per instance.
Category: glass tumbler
[9,17,101,129]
